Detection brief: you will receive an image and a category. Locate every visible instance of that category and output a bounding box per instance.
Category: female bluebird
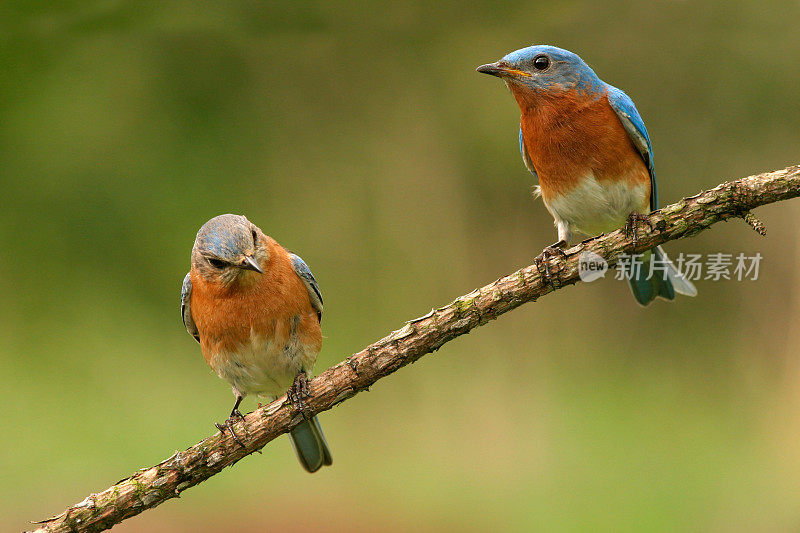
[477,45,696,305]
[181,214,332,472]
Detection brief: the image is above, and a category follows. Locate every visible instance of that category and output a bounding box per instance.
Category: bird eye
[251,229,258,245]
[533,55,550,71]
[208,258,227,269]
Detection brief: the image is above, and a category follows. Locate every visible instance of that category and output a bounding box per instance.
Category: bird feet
[535,240,568,288]
[624,212,653,252]
[287,372,311,419]
[215,411,247,449]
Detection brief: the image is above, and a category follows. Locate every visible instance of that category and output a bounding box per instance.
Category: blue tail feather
[289,415,333,473]
[627,247,695,306]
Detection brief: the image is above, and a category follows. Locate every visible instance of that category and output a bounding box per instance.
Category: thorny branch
[29,165,800,532]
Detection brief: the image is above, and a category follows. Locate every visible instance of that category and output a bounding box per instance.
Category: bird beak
[476,61,531,78]
[240,255,263,273]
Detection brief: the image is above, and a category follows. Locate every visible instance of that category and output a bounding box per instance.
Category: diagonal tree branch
[30,165,800,533]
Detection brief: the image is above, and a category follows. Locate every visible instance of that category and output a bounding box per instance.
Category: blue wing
[518,128,538,180]
[289,253,323,323]
[606,84,658,210]
[181,272,199,343]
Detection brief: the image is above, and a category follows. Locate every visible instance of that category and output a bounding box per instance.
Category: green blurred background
[2,1,800,531]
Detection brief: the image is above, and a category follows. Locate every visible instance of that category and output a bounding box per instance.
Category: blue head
[477,45,603,98]
[191,214,268,286]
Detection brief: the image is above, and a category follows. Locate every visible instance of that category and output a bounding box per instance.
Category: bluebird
[477,45,696,305]
[181,214,332,472]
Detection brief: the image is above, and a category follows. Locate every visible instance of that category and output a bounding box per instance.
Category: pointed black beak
[240,255,263,273]
[477,61,531,79]
[476,62,505,77]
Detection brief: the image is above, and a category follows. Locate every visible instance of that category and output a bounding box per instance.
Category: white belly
[208,332,317,399]
[543,173,649,237]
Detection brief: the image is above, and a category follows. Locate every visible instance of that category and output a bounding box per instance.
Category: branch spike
[743,212,767,236]
[27,164,800,533]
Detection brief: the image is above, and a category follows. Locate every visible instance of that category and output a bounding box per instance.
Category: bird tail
[289,415,333,473]
[628,246,697,306]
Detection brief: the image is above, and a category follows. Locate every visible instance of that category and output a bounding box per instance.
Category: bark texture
[30,165,800,532]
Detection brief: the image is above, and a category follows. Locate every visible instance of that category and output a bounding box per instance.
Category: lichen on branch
[29,164,800,533]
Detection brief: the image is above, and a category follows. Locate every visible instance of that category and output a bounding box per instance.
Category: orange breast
[516,88,651,202]
[190,239,322,364]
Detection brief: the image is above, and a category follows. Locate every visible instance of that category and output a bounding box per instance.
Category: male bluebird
[181,214,332,472]
[477,45,696,305]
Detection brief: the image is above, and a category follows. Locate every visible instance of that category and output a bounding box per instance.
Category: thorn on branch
[727,181,766,236]
[743,212,767,236]
[26,164,800,533]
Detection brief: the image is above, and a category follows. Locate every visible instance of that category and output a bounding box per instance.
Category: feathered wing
[519,128,543,199]
[606,84,696,303]
[519,127,538,179]
[181,272,199,343]
[606,84,657,211]
[287,252,332,472]
[289,252,323,323]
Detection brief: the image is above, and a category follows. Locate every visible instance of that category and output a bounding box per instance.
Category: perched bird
[181,214,332,472]
[477,45,696,305]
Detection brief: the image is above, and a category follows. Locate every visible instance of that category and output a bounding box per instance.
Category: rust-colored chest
[189,246,322,363]
[516,89,650,199]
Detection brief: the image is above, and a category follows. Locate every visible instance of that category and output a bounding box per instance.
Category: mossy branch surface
[29,165,800,532]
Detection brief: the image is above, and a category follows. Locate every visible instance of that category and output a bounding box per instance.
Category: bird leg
[287,372,311,419]
[229,393,245,421]
[214,394,247,448]
[535,240,568,288]
[624,212,654,252]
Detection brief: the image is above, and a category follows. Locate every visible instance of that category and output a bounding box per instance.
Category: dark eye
[533,55,550,71]
[208,258,227,269]
[251,229,258,244]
